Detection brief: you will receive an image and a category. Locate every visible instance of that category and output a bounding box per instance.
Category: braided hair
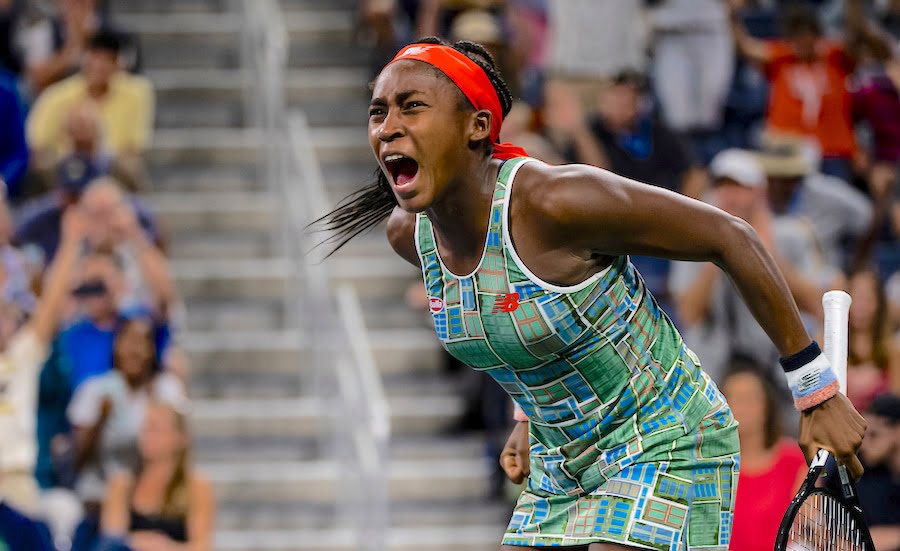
[311,37,514,256]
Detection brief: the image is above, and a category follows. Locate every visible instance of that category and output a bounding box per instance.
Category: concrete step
[204,458,492,505]
[184,327,442,380]
[280,0,357,12]
[174,258,292,301]
[312,126,371,164]
[149,68,370,128]
[185,297,285,332]
[109,0,230,14]
[215,525,502,551]
[214,498,510,533]
[149,192,278,233]
[149,128,261,165]
[191,392,463,441]
[120,11,354,70]
[150,164,261,195]
[168,229,275,260]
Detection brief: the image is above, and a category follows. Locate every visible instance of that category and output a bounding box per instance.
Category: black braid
[311,38,514,257]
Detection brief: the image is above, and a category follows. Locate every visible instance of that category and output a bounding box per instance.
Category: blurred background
[0,0,898,551]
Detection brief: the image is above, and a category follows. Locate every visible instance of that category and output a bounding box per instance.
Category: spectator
[96,401,214,551]
[66,316,186,510]
[671,149,827,385]
[26,29,153,168]
[544,0,647,114]
[856,393,900,551]
[728,1,888,181]
[79,179,172,316]
[647,0,734,163]
[556,70,706,315]
[60,248,170,395]
[30,101,146,198]
[14,176,159,268]
[0,68,27,200]
[852,35,900,205]
[722,363,807,551]
[848,268,900,410]
[0,199,35,316]
[757,133,873,272]
[0,207,84,516]
[20,0,138,94]
[558,70,705,196]
[498,102,563,165]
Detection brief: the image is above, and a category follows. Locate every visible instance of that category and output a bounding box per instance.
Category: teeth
[384,154,406,162]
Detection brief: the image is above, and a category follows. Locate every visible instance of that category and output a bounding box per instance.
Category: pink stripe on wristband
[793,380,839,411]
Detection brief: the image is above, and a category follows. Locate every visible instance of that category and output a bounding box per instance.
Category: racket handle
[822,290,852,395]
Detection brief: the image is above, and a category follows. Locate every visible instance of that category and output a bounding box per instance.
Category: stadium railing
[240,1,391,549]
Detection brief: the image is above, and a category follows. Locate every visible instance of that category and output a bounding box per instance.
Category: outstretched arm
[529,164,866,475]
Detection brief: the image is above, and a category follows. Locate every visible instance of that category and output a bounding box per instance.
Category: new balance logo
[492,293,520,313]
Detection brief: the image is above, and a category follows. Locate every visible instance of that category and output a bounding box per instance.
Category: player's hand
[799,392,867,479]
[500,420,530,484]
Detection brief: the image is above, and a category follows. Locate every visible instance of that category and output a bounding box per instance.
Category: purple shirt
[853,72,900,163]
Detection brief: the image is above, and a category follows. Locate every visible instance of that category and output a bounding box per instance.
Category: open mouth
[384,154,419,188]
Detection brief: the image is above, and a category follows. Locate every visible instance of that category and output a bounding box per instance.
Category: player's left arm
[529,163,867,474]
[533,163,808,356]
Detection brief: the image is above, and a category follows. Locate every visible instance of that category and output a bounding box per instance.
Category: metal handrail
[238,1,390,549]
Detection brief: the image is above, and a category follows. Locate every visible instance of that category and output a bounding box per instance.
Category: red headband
[388,44,528,160]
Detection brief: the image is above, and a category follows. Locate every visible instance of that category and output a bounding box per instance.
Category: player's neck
[427,156,499,256]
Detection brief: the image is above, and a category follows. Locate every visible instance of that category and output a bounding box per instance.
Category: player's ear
[468,110,492,143]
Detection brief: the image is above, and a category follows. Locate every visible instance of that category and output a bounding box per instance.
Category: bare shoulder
[386,206,420,268]
[512,162,625,229]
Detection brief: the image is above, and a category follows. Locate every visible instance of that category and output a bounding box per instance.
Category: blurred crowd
[0,1,213,550]
[368,0,900,549]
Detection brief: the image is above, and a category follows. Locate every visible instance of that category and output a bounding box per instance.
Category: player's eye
[369,107,386,117]
[404,101,425,110]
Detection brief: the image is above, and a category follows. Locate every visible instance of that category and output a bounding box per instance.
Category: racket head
[775,451,875,551]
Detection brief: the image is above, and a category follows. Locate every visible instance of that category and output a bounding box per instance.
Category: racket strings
[787,492,869,551]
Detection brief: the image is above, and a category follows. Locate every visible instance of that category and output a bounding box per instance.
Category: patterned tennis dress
[414,157,741,549]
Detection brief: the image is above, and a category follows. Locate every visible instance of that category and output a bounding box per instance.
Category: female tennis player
[321,37,866,550]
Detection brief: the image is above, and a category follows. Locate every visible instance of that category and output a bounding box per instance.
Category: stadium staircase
[110,0,510,549]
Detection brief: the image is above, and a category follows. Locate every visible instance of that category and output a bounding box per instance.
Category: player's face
[369,61,475,213]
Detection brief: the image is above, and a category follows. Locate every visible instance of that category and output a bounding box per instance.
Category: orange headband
[389,44,505,143]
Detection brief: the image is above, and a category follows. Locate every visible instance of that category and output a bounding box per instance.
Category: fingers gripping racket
[774,291,875,551]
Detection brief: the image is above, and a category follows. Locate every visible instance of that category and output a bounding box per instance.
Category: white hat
[710,149,766,188]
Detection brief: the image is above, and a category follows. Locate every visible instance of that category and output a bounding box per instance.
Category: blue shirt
[0,503,54,551]
[0,70,27,198]
[60,320,117,392]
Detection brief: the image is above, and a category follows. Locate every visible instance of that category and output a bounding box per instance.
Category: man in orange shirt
[728,0,887,183]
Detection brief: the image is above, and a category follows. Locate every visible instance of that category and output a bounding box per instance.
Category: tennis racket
[774,290,875,551]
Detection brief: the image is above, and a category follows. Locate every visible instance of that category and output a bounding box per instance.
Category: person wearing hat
[856,393,900,550]
[757,133,873,273]
[671,149,827,391]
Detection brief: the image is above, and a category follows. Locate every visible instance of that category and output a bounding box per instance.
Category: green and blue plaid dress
[415,157,740,549]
